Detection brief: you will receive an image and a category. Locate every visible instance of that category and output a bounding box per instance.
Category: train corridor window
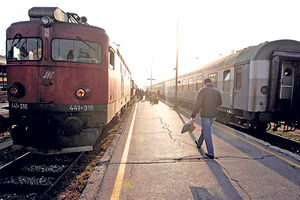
[7,38,42,61]
[208,72,218,87]
[235,67,242,90]
[196,76,203,90]
[223,70,231,92]
[52,39,102,64]
[188,78,194,91]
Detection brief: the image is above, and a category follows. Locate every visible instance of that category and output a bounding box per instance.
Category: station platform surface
[83,100,300,200]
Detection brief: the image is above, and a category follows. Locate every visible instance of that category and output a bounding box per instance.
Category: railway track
[0,152,84,199]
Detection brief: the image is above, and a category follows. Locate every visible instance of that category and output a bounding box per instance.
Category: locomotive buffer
[82,100,300,200]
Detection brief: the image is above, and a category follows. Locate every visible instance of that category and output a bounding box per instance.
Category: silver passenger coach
[154,40,300,131]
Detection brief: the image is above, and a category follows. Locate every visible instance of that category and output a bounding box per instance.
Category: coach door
[279,62,293,101]
[294,63,300,114]
[279,62,300,112]
[233,65,249,110]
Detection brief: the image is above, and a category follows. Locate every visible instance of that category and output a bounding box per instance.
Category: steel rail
[38,152,85,200]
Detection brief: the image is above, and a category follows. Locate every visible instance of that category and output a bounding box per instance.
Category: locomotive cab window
[52,39,102,64]
[7,38,42,61]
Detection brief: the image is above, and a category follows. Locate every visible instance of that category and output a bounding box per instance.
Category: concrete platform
[82,100,300,200]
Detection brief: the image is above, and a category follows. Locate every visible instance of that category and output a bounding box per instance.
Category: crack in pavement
[129,164,134,188]
[125,164,135,200]
[108,155,275,166]
[158,117,195,147]
[159,117,181,145]
[217,155,274,160]
[216,161,252,200]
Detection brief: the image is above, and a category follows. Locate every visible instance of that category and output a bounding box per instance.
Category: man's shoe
[205,153,214,159]
[195,141,201,149]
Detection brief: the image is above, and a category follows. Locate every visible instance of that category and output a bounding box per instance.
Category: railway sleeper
[0,182,50,193]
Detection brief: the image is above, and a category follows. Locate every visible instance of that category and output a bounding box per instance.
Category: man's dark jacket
[191,84,222,118]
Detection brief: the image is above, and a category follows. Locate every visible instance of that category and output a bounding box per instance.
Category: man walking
[191,78,222,159]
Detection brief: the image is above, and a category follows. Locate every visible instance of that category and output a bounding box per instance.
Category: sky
[1,0,300,88]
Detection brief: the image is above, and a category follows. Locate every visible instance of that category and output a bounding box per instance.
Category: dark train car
[154,40,300,131]
[6,7,132,153]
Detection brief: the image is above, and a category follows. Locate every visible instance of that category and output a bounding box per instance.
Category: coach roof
[183,39,300,78]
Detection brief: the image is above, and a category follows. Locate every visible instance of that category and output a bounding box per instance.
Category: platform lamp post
[147,57,155,93]
[147,76,155,93]
[174,19,179,108]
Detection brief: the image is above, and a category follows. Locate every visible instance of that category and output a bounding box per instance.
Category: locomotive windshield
[7,38,42,61]
[51,39,102,64]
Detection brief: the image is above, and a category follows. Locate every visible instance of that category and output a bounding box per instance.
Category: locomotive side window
[196,76,203,90]
[235,67,242,90]
[208,72,218,87]
[109,47,115,69]
[223,70,231,92]
[52,39,102,64]
[7,38,42,61]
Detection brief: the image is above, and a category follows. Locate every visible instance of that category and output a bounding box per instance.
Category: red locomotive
[6,7,132,153]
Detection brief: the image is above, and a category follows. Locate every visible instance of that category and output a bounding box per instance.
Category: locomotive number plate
[10,103,29,110]
[69,105,94,112]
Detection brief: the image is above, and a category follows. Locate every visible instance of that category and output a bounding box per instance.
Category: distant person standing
[191,78,222,159]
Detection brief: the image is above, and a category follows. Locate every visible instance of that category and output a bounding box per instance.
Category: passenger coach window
[188,78,194,91]
[7,38,42,61]
[196,76,203,90]
[182,80,187,90]
[208,72,218,87]
[223,70,231,92]
[52,39,102,64]
[177,81,181,90]
[236,67,242,90]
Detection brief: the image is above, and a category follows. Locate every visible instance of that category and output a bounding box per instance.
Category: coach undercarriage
[217,109,299,132]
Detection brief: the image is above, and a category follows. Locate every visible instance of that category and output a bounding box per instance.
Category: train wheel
[250,121,268,133]
[216,111,229,125]
[266,123,272,131]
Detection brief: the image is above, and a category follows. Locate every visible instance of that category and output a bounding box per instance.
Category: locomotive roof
[159,39,300,84]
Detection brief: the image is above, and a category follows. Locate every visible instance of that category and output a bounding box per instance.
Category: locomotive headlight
[8,86,18,96]
[8,82,25,98]
[261,86,269,94]
[41,16,52,27]
[75,86,90,100]
[76,88,86,98]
